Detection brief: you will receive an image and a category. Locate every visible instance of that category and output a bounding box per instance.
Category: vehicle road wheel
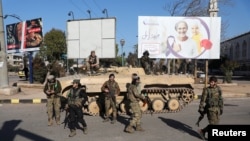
[167,98,180,111]
[88,101,100,116]
[181,91,194,103]
[152,99,165,112]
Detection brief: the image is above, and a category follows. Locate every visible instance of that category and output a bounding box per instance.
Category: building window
[230,46,233,60]
[242,41,247,58]
[235,43,240,59]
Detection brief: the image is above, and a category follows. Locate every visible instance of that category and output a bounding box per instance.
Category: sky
[2,0,250,57]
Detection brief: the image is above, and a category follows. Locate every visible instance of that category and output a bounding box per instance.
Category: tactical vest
[206,86,223,108]
[47,81,58,92]
[89,55,97,64]
[68,88,82,105]
[104,81,118,96]
[127,84,139,102]
[46,80,59,98]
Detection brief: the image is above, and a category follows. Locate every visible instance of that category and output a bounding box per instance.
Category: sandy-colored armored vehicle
[57,66,196,116]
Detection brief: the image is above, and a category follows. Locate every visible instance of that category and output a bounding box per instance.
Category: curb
[1,93,249,104]
[0,99,47,104]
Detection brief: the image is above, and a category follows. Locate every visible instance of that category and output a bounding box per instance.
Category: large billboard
[138,16,221,59]
[6,18,43,53]
[66,18,116,59]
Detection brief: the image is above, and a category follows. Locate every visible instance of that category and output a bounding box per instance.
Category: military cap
[72,79,80,84]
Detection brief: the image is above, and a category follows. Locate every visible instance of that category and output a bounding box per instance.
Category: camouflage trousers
[142,62,151,74]
[207,107,220,124]
[129,101,142,126]
[104,97,117,119]
[203,107,221,132]
[47,97,61,120]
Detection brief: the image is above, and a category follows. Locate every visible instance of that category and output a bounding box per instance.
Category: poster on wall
[6,18,43,53]
[138,16,221,59]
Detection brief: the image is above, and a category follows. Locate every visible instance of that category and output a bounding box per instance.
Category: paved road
[0,98,250,141]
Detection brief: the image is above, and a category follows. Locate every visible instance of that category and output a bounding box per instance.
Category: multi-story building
[221,31,250,75]
[7,54,23,66]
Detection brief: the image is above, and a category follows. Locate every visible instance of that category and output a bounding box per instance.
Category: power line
[92,0,103,12]
[69,0,88,18]
[80,0,98,18]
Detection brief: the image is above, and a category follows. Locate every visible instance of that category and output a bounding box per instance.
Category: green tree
[39,28,66,62]
[220,60,239,83]
[33,54,47,84]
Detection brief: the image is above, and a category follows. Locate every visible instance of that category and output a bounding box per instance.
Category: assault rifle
[143,93,153,116]
[196,109,207,127]
[60,96,69,128]
[62,109,69,129]
[105,86,116,105]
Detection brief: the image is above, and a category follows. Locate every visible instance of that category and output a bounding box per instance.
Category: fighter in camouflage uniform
[43,75,62,126]
[140,50,153,75]
[125,75,146,133]
[86,50,100,74]
[65,79,88,137]
[101,73,120,124]
[198,76,223,140]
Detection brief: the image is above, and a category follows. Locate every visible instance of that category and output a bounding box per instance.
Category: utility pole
[205,0,219,87]
[0,0,19,95]
[0,0,9,88]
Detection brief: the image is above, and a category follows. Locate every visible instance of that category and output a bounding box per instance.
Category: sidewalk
[0,81,250,104]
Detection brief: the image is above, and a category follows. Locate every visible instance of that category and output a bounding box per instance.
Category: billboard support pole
[205,0,219,87]
[0,0,19,95]
[29,51,33,83]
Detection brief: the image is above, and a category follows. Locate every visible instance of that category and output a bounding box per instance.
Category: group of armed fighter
[43,50,223,139]
[43,71,152,137]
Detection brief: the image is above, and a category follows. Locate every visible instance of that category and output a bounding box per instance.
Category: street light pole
[4,14,22,22]
[204,0,219,87]
[68,11,75,20]
[120,39,125,66]
[87,10,91,19]
[102,9,108,18]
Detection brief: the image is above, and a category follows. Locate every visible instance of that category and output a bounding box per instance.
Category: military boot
[136,124,145,131]
[111,119,116,124]
[111,117,117,124]
[103,118,109,122]
[198,129,205,140]
[48,118,53,126]
[83,127,88,134]
[69,129,76,137]
[56,117,60,125]
[125,125,134,133]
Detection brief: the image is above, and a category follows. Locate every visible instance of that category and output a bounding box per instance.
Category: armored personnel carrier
[57,66,196,116]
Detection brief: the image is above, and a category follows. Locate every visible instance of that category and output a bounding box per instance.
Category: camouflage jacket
[43,80,62,98]
[127,84,145,102]
[140,55,151,66]
[199,85,223,111]
[101,80,120,97]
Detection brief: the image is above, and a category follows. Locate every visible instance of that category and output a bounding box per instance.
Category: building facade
[7,54,23,66]
[221,31,250,75]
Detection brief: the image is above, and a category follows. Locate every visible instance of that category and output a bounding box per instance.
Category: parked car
[197,71,205,78]
[18,70,25,78]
